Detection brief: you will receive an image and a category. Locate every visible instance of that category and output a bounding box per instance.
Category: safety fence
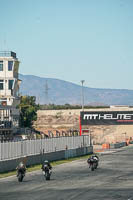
[0,135,91,161]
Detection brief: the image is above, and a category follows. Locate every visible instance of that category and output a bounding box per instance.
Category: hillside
[19,74,133,105]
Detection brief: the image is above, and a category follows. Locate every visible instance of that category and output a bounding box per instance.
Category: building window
[0,61,3,71]
[8,61,13,71]
[8,80,14,90]
[0,80,4,90]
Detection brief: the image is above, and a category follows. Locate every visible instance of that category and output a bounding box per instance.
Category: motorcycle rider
[16,161,26,177]
[87,154,99,168]
[41,160,52,173]
[91,154,99,162]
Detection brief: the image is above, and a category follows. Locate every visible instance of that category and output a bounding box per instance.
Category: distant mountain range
[19,74,133,106]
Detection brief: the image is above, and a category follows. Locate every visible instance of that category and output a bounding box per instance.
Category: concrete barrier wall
[110,142,127,149]
[0,146,93,173]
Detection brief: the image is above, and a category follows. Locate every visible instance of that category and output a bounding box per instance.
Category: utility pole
[44,80,49,105]
[81,80,85,111]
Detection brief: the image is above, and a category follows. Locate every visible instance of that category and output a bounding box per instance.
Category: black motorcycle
[87,158,98,171]
[94,159,99,169]
[43,165,52,180]
[87,158,95,171]
[17,169,25,182]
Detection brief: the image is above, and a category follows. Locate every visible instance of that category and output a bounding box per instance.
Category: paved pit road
[0,146,133,200]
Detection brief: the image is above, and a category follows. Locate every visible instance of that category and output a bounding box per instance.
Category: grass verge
[0,154,94,179]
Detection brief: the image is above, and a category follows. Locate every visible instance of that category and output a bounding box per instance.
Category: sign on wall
[80,111,133,125]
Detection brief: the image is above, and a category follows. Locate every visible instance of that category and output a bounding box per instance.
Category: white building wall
[0,56,20,105]
[0,52,21,135]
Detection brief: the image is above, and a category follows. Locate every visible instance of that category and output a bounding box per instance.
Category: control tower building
[0,51,21,140]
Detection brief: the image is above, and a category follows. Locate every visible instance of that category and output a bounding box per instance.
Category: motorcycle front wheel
[18,173,23,182]
[91,164,95,171]
[45,171,50,180]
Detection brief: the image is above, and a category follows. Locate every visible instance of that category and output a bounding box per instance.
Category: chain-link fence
[0,135,91,161]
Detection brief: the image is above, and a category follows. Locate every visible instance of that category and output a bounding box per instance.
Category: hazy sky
[0,0,133,89]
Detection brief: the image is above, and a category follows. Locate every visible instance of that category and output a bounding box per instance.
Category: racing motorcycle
[87,157,98,171]
[42,164,52,180]
[94,159,99,169]
[17,169,25,182]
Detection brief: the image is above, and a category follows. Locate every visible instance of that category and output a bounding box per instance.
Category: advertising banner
[80,111,133,125]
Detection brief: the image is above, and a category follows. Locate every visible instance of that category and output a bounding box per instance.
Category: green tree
[19,96,39,128]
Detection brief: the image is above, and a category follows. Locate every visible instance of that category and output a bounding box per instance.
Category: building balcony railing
[0,121,12,129]
[0,51,16,58]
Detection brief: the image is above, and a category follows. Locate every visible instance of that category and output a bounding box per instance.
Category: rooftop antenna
[0,40,4,51]
[3,33,9,51]
[4,38,6,51]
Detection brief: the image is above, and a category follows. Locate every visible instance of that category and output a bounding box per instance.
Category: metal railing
[0,135,91,161]
[0,51,16,58]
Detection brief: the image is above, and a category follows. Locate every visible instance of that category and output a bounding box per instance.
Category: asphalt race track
[0,146,133,200]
